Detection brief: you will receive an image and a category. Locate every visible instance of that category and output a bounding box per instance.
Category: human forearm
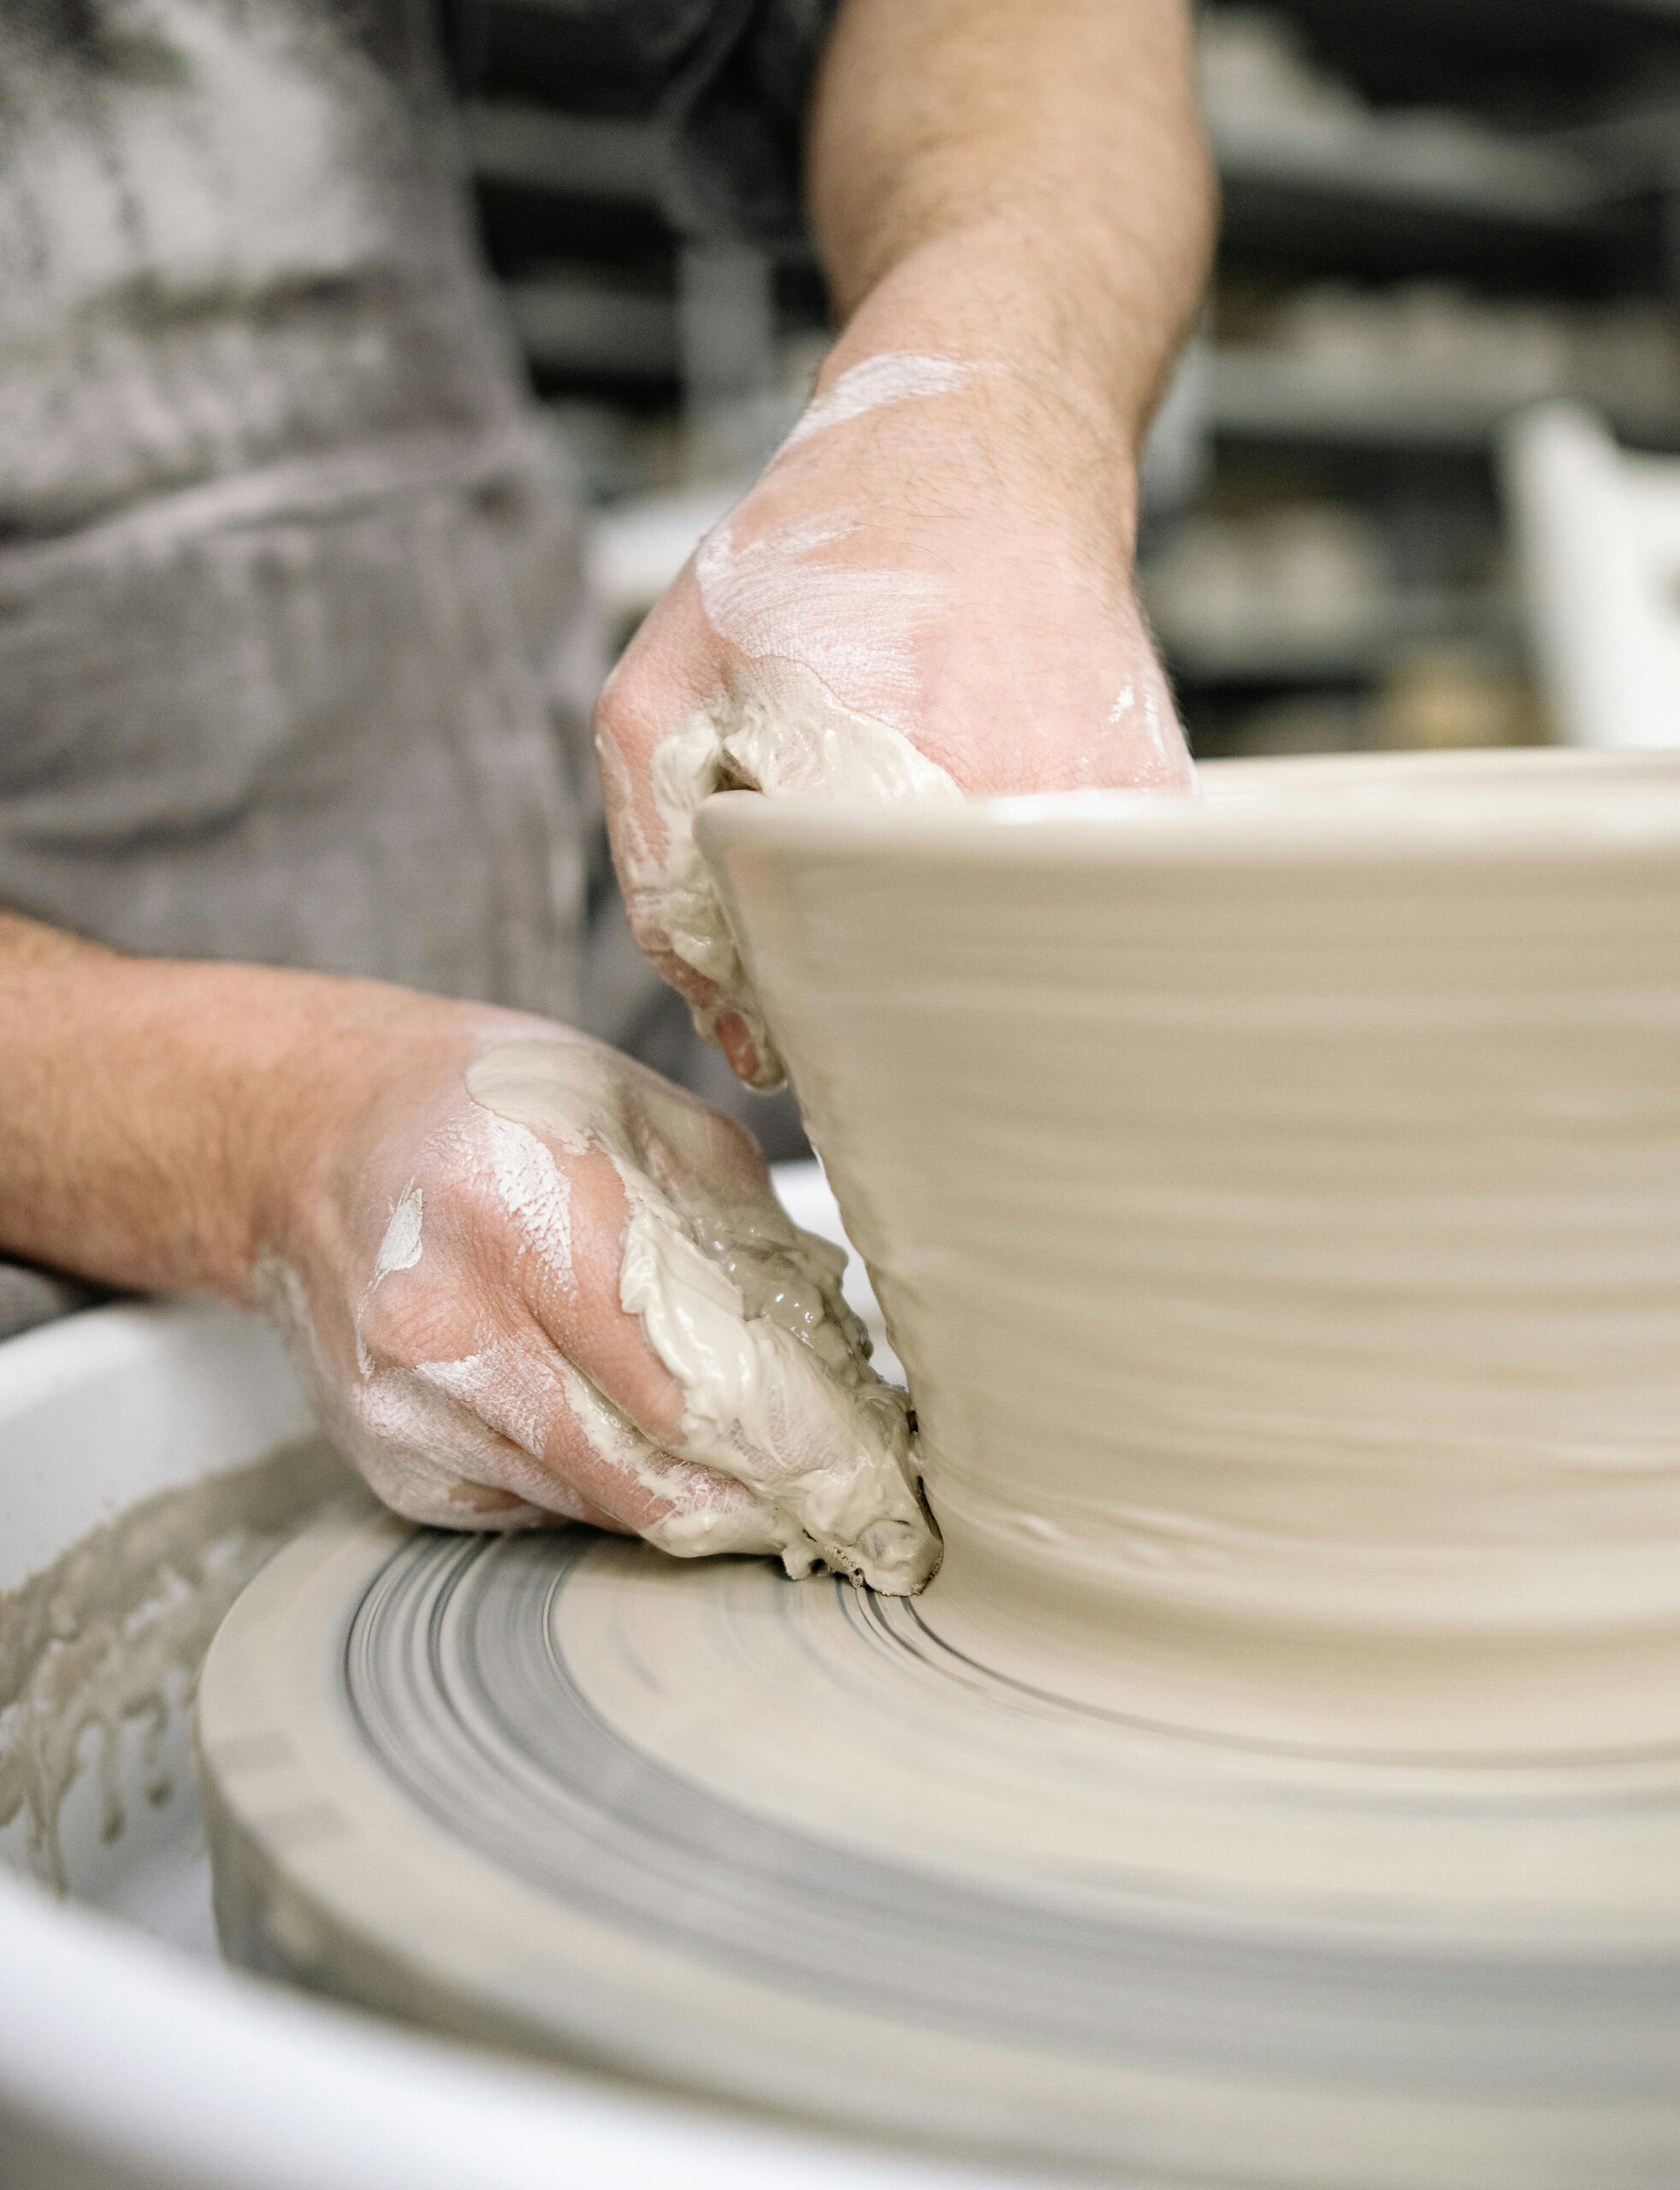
[0,914,934,1583]
[807,0,1216,447]
[0,916,421,1299]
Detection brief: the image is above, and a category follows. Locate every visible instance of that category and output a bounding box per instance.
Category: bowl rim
[695,746,1680,867]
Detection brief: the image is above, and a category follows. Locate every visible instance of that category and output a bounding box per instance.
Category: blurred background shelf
[464,101,667,202]
[442,0,1680,764]
[503,274,677,380]
[1206,346,1680,447]
[1210,122,1607,228]
[1151,600,1517,683]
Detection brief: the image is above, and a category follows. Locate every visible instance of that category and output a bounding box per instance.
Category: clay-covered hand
[256,1001,938,1593]
[596,347,1191,1090]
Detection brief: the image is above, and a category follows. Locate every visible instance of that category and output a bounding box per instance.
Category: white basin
[0,1169,1027,2190]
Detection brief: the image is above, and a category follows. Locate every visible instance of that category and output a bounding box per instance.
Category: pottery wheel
[198,1506,1680,2186]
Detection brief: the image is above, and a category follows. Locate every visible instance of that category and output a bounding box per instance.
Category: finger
[393,1100,691,1448]
[409,1329,791,1559]
[599,1184,938,1591]
[453,1045,933,1580]
[503,1135,697,1444]
[627,902,784,1091]
[713,1009,773,1088]
[334,1356,581,1533]
[595,618,789,1088]
[447,1061,790,1444]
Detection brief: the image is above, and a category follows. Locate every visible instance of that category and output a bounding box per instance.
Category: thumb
[621,1204,939,1593]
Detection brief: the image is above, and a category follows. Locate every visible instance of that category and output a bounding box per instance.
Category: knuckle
[594,654,660,750]
[353,1282,463,1373]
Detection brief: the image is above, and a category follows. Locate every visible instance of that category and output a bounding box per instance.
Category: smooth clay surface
[700,745,1680,1759]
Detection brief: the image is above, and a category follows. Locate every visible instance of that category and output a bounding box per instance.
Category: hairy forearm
[0,914,415,1300]
[807,0,1216,444]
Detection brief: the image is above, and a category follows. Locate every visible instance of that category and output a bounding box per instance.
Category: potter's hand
[257,1002,938,1592]
[0,926,935,1589]
[597,346,1190,1090]
[594,0,1213,1088]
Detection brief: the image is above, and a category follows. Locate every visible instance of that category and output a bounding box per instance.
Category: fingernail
[855,1518,943,1595]
[715,1010,760,1080]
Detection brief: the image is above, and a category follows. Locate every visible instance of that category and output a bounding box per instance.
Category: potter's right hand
[249,991,938,1593]
[0,922,936,1595]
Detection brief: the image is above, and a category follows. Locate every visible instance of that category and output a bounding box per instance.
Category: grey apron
[0,0,600,1335]
[0,0,838,1338]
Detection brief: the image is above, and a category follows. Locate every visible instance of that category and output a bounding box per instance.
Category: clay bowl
[697,748,1680,1759]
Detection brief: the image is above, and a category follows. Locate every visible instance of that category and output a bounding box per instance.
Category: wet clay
[0,1436,350,1890]
[465,1040,938,1592]
[697,748,1680,1755]
[608,657,960,1087]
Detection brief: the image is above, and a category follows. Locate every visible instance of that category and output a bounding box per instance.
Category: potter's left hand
[597,329,1190,1090]
[593,0,1215,1088]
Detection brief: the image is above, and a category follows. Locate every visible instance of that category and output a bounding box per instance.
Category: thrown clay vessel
[198,749,1680,2182]
[696,748,1680,1757]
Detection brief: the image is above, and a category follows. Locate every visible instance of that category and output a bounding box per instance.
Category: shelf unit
[1151,595,1518,685]
[1180,5,1680,746]
[1205,346,1680,450]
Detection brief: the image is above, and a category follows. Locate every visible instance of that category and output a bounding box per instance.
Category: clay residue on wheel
[0,1437,352,1890]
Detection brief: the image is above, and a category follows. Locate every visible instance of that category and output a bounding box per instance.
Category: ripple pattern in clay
[697,746,1680,1757]
[198,1512,1680,2187]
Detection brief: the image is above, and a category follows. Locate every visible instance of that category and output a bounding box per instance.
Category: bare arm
[0,915,934,1587]
[808,0,1216,447]
[599,0,1216,1086]
[0,914,308,1298]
